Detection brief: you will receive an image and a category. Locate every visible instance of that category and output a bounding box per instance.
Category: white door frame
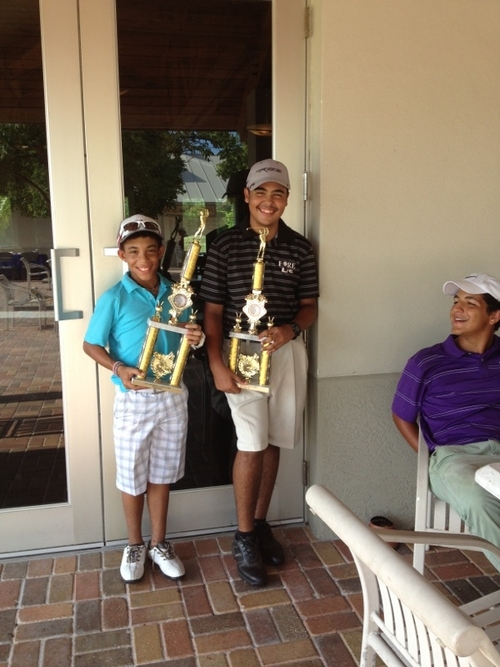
[0,0,104,557]
[81,0,309,543]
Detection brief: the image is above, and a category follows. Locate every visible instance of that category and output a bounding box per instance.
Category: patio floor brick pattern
[2,527,500,666]
[2,290,500,665]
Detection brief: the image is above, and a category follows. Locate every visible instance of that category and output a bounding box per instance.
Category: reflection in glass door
[116,0,273,494]
[0,2,66,509]
[91,0,308,539]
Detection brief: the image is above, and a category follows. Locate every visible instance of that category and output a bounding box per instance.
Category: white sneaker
[120,544,146,583]
[148,540,185,580]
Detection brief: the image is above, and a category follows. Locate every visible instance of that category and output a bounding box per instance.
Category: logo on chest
[279,260,297,274]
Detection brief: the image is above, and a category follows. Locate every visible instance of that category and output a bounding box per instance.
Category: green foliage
[176,132,248,180]
[180,201,235,249]
[0,196,11,223]
[0,196,12,243]
[121,131,186,217]
[217,200,236,228]
[0,124,50,217]
[209,133,248,181]
[0,124,248,220]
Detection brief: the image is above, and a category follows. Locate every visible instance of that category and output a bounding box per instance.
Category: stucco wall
[307,373,416,538]
[306,0,500,535]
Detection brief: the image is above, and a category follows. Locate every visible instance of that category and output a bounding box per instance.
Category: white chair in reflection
[306,484,500,667]
[0,274,48,330]
[0,252,16,280]
[20,255,51,290]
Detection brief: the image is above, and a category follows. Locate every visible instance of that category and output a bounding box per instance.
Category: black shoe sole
[261,552,285,566]
[236,564,268,587]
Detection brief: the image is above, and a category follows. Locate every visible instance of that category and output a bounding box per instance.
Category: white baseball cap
[246,159,290,191]
[116,214,163,246]
[443,273,500,302]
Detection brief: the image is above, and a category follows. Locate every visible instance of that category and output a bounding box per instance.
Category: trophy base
[236,382,270,394]
[131,377,184,394]
[230,331,261,342]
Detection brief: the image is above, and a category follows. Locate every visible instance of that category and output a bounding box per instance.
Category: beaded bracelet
[191,332,206,350]
[112,360,124,376]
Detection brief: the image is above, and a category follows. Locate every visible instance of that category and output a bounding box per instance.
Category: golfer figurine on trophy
[228,227,273,393]
[132,208,208,393]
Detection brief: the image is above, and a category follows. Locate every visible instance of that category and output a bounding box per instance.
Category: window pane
[0,0,67,509]
[116,0,272,489]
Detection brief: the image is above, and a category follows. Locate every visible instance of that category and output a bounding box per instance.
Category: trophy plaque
[228,228,273,393]
[132,209,208,393]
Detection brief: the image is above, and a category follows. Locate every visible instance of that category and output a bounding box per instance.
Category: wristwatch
[289,321,302,339]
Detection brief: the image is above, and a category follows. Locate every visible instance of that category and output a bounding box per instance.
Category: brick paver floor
[2,525,500,667]
[2,297,500,665]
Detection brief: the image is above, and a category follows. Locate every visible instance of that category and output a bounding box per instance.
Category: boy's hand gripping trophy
[132,209,208,393]
[228,228,273,393]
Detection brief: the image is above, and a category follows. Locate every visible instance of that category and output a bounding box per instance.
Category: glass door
[96,0,308,541]
[0,0,307,555]
[0,0,103,556]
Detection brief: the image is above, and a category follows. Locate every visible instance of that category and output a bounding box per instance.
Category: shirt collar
[445,333,500,358]
[122,271,167,296]
[236,216,294,243]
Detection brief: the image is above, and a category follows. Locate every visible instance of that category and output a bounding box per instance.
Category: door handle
[50,248,84,321]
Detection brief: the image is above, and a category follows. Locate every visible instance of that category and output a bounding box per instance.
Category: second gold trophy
[228,228,273,393]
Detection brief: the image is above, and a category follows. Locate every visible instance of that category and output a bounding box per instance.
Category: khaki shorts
[224,338,308,452]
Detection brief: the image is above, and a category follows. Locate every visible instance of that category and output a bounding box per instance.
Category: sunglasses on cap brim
[118,219,162,242]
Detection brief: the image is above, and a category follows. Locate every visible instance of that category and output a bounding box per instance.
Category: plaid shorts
[113,388,188,495]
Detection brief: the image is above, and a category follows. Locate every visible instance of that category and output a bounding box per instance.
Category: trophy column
[132,209,208,392]
[228,228,273,393]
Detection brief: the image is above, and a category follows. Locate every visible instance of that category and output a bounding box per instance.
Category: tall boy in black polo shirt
[200,159,319,586]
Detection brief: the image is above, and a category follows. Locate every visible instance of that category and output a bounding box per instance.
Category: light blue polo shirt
[84,272,190,391]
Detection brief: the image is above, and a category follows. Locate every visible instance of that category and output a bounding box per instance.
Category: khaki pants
[429,440,500,571]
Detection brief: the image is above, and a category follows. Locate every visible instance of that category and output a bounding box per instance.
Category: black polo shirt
[199,217,319,338]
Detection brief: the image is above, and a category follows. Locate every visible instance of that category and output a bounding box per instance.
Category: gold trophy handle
[259,350,270,386]
[229,337,240,373]
[170,335,191,387]
[136,303,163,374]
[170,312,198,387]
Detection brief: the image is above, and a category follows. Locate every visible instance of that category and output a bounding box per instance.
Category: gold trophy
[228,228,273,393]
[132,209,208,393]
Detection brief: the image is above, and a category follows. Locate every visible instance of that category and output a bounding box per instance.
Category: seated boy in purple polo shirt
[392,273,500,569]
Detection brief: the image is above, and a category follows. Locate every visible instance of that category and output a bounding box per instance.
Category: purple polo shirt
[392,334,500,451]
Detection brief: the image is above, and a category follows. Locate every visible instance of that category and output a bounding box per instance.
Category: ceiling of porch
[0,0,272,135]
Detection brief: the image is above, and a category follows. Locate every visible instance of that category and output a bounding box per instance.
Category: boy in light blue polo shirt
[84,214,204,583]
